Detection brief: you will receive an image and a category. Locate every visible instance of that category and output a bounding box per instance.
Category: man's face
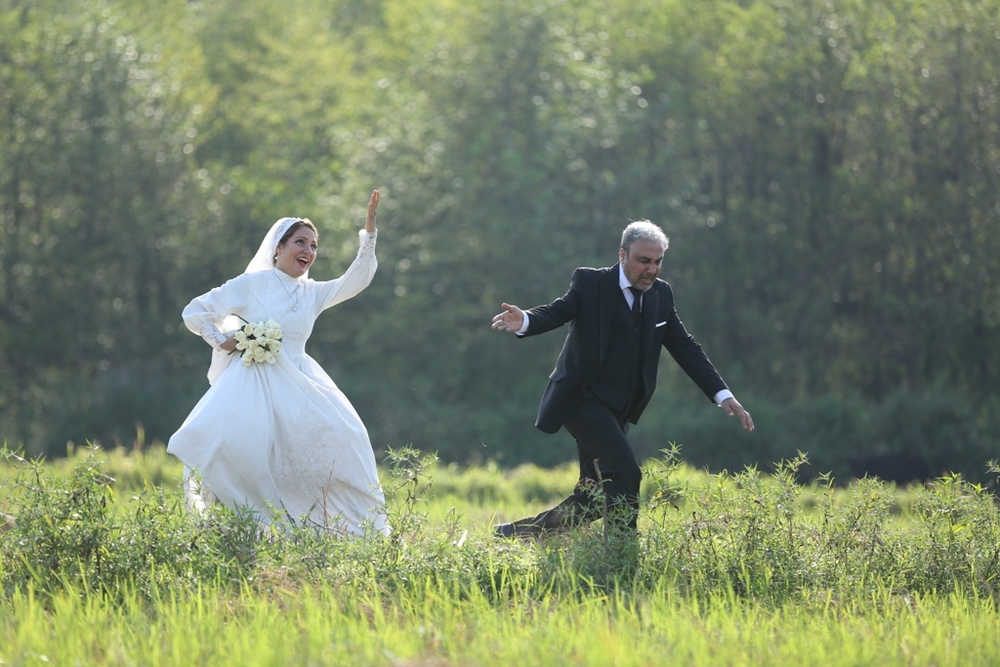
[619,238,664,291]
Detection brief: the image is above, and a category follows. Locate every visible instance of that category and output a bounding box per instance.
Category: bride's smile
[275,228,318,277]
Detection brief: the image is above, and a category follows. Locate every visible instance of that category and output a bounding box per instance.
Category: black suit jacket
[523,264,727,434]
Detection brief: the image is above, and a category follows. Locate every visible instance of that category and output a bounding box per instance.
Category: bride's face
[274,227,318,277]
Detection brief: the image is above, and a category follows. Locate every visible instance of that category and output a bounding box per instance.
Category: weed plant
[3,444,998,605]
[2,444,1000,665]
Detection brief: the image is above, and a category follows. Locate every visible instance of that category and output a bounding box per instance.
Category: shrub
[2,444,998,608]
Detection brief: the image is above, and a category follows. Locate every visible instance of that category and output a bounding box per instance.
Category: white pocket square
[655,320,667,328]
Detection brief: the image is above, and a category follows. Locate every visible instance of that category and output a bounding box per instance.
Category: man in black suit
[492,220,753,538]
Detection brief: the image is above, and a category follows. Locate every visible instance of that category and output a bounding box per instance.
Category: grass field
[1,444,999,666]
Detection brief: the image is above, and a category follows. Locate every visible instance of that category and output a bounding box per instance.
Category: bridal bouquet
[231,317,282,366]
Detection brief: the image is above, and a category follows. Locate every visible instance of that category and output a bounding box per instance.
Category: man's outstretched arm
[491,302,526,334]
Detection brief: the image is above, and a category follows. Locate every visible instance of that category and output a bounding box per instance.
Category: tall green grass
[3,577,999,666]
[1,444,999,666]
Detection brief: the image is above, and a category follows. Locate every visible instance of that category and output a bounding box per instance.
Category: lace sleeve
[181,273,253,349]
[358,229,377,261]
[198,323,230,350]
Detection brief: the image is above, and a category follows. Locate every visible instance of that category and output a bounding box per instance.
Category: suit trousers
[516,393,642,533]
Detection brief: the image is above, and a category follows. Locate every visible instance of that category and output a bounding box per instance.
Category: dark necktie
[628,286,642,323]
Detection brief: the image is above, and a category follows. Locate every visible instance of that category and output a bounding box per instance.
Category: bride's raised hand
[365,189,380,233]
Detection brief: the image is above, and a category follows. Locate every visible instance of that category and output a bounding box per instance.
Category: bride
[168,190,389,536]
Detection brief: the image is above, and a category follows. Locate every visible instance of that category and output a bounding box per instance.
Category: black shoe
[493,521,544,540]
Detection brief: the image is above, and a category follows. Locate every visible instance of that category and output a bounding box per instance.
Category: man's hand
[720,397,754,431]
[491,302,525,333]
[365,189,380,233]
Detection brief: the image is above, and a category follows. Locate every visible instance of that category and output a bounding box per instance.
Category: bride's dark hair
[277,219,319,246]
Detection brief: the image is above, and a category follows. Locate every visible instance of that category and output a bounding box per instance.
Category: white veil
[243,216,307,276]
[207,216,304,385]
[223,216,307,329]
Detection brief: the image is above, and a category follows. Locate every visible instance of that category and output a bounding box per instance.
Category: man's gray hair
[620,220,669,255]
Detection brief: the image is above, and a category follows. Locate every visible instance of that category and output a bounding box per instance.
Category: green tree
[0,0,213,454]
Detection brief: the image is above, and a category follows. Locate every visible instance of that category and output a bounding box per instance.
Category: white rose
[264,352,276,364]
[242,355,253,366]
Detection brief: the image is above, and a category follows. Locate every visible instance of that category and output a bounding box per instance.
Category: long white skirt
[168,353,389,536]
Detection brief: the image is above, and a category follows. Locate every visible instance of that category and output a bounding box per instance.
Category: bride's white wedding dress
[168,229,389,536]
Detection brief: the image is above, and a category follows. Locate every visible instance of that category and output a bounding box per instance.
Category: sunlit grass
[1,444,998,666]
[3,578,999,666]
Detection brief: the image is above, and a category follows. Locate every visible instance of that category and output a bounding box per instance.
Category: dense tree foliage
[1,0,997,481]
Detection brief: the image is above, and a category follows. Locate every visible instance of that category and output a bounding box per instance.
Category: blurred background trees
[1,0,997,482]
